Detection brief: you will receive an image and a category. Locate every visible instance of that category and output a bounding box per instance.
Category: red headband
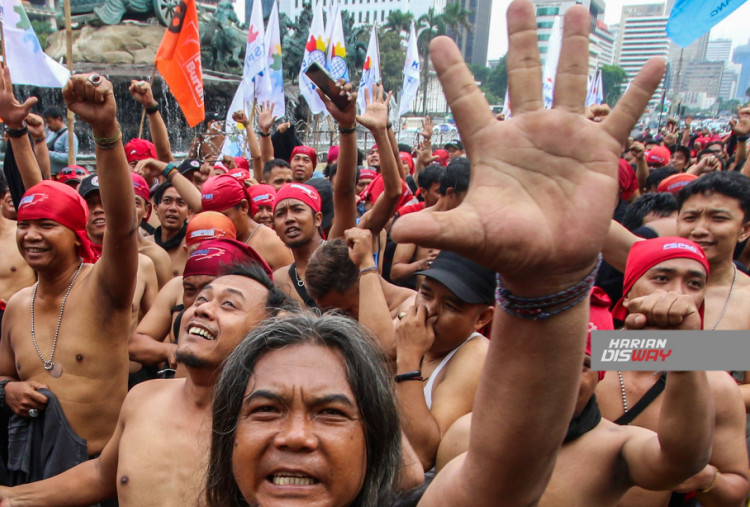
[17,181,97,263]
[228,169,251,183]
[588,287,614,381]
[612,237,710,322]
[657,173,697,194]
[131,172,151,203]
[358,174,415,209]
[248,184,277,216]
[274,183,321,214]
[183,238,272,279]
[290,146,317,164]
[233,156,250,170]
[399,152,415,174]
[201,175,248,212]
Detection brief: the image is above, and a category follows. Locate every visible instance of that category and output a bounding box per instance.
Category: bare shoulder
[6,285,33,311]
[122,379,183,415]
[138,252,156,272]
[273,265,292,283]
[706,371,743,413]
[444,335,489,374]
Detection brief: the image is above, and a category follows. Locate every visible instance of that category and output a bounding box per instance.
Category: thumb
[391,206,477,258]
[22,97,38,112]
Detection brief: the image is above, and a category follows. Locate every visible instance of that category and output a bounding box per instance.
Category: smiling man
[151,182,192,277]
[0,267,288,506]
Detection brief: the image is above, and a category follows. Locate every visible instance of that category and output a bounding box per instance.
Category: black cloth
[2,138,30,210]
[271,125,302,163]
[153,223,187,251]
[614,373,666,426]
[564,394,601,443]
[2,388,88,485]
[288,263,318,308]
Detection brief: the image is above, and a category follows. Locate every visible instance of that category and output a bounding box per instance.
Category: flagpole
[64,0,75,167]
[0,8,7,63]
[326,115,337,146]
[312,113,320,154]
[305,108,311,145]
[137,67,159,139]
[243,98,258,159]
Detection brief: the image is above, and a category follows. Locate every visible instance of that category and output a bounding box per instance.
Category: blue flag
[666,0,748,48]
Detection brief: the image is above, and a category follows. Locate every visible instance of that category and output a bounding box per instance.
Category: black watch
[0,379,11,408]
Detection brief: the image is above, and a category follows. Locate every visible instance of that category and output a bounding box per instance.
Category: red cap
[124,139,157,164]
[359,174,415,210]
[588,287,613,381]
[327,146,340,163]
[612,237,710,322]
[274,183,321,214]
[213,162,229,174]
[399,152,415,174]
[645,145,671,167]
[130,172,151,203]
[290,145,317,164]
[432,149,449,167]
[657,173,697,195]
[57,165,89,185]
[228,168,251,183]
[183,238,272,279]
[17,181,97,263]
[201,175,248,212]
[233,156,250,170]
[618,159,637,201]
[186,211,237,245]
[248,184,276,216]
[359,168,378,181]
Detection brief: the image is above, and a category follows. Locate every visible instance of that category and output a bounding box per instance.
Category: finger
[364,86,371,107]
[391,205,481,260]
[624,313,647,330]
[505,0,542,114]
[603,57,666,143]
[1,63,11,93]
[385,91,393,106]
[29,390,48,405]
[21,97,38,114]
[552,5,590,113]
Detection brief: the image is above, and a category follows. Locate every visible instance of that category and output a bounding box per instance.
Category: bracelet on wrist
[92,125,123,150]
[386,122,393,129]
[700,466,719,494]
[162,162,178,180]
[33,137,46,143]
[736,134,749,142]
[6,123,28,138]
[495,255,602,320]
[258,131,271,137]
[359,266,378,277]
[145,103,160,115]
[339,124,357,135]
[394,370,424,383]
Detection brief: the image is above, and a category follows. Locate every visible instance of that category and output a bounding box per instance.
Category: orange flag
[155,0,205,127]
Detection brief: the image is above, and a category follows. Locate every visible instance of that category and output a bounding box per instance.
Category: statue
[199,1,247,73]
[55,0,177,28]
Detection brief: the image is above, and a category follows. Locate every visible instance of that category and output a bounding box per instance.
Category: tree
[442,1,473,52]
[384,10,413,40]
[378,29,405,96]
[469,64,490,85]
[600,64,627,106]
[746,86,750,101]
[282,5,313,82]
[342,11,368,80]
[484,57,507,102]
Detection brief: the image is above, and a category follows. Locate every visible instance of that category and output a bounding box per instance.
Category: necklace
[30,263,84,378]
[710,264,737,330]
[292,264,305,287]
[617,370,628,414]
[244,223,261,245]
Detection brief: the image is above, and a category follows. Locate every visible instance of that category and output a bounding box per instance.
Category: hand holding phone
[305,62,350,111]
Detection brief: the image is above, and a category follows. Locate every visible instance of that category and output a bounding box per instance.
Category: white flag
[541,16,562,109]
[501,87,511,119]
[357,23,381,113]
[298,0,328,114]
[595,69,604,105]
[243,0,266,84]
[398,21,420,117]
[326,2,349,82]
[221,77,255,157]
[1,0,69,87]
[256,0,285,117]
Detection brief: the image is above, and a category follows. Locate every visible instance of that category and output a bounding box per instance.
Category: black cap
[205,112,222,123]
[77,174,101,198]
[444,139,463,151]
[416,251,496,305]
[178,159,202,175]
[305,177,334,232]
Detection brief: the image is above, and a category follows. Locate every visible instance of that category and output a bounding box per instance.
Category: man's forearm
[148,111,174,163]
[695,472,749,507]
[395,375,442,470]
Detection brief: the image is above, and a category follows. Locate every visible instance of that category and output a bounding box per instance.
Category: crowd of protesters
[0,0,748,505]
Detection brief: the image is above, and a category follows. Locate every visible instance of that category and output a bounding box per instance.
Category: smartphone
[304,62,350,111]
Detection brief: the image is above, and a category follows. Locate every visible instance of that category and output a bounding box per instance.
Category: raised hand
[128,79,158,108]
[318,79,357,128]
[392,1,664,292]
[0,63,38,129]
[623,290,702,331]
[356,84,392,132]
[629,141,645,161]
[256,101,276,134]
[345,227,375,268]
[26,113,46,139]
[730,107,750,137]
[420,116,434,139]
[62,73,118,135]
[232,110,249,125]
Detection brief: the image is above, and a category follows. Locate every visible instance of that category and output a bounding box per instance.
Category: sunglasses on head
[61,168,87,176]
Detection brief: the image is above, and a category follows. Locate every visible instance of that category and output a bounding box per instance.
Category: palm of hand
[733,118,750,136]
[0,89,33,128]
[258,111,274,131]
[358,102,388,130]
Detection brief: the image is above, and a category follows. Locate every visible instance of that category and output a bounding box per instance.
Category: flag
[357,23,380,113]
[595,69,604,105]
[501,87,511,119]
[667,0,748,48]
[257,0,285,117]
[398,21,420,117]
[298,0,328,114]
[221,79,253,157]
[243,0,266,86]
[585,69,599,107]
[541,16,562,109]
[0,0,69,87]
[326,2,349,83]
[155,0,204,126]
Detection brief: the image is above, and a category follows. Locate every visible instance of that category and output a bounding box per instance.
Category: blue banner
[666,0,748,48]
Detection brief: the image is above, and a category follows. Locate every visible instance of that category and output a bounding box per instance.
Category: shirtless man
[131,172,173,288]
[437,286,714,506]
[0,175,34,303]
[597,237,749,506]
[0,267,288,506]
[262,159,293,191]
[151,182,191,277]
[0,69,138,457]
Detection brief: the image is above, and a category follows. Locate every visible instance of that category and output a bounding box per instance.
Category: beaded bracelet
[6,123,28,138]
[339,124,357,135]
[359,266,379,277]
[92,127,123,150]
[162,162,178,181]
[495,255,602,320]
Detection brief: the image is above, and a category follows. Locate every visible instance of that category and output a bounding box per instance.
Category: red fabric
[397,201,425,216]
[124,139,157,164]
[248,184,276,216]
[17,181,97,263]
[274,183,322,213]
[612,237,709,322]
[186,211,237,245]
[358,174,415,210]
[227,169,251,183]
[645,145,671,167]
[201,175,248,212]
[359,168,378,181]
[130,172,151,203]
[432,149,449,167]
[233,156,250,170]
[327,146,340,163]
[617,159,638,201]
[399,152,415,174]
[657,173,697,195]
[588,287,614,381]
[213,162,229,174]
[183,238,272,279]
[290,145,317,164]
[57,165,89,184]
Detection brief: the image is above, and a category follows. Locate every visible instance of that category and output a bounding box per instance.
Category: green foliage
[282,5,313,82]
[383,10,413,39]
[31,19,54,50]
[600,64,627,106]
[717,98,741,113]
[378,29,404,96]
[342,11,368,80]
[468,62,506,104]
[746,86,750,100]
[442,1,473,43]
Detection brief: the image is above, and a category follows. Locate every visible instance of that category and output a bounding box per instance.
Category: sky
[486,0,750,64]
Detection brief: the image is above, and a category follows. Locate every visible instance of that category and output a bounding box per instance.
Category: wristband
[395,370,424,383]
[6,123,28,138]
[92,127,123,150]
[386,122,392,129]
[162,162,178,180]
[700,466,719,494]
[33,137,46,143]
[737,134,749,142]
[0,379,11,408]
[145,103,160,115]
[495,255,602,320]
[339,124,357,135]
[359,266,378,277]
[258,131,271,137]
